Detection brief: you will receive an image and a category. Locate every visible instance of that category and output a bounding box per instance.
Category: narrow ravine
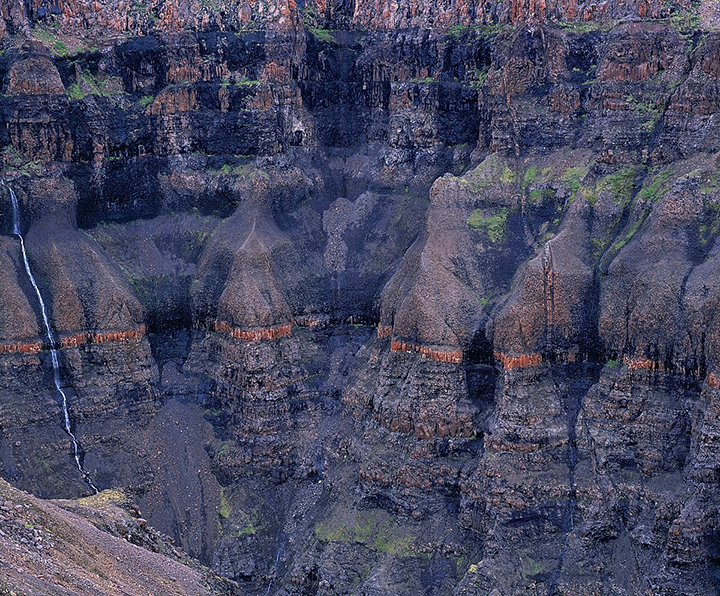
[6,183,98,494]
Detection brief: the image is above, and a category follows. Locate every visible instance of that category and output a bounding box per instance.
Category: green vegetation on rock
[561,166,588,202]
[701,173,720,195]
[2,146,43,177]
[598,165,638,206]
[500,166,516,184]
[637,168,672,203]
[219,491,231,519]
[467,208,508,243]
[520,556,545,580]
[219,163,250,176]
[626,95,662,132]
[522,166,538,189]
[218,489,261,537]
[314,509,420,558]
[668,8,701,37]
[209,162,266,180]
[611,212,648,252]
[32,25,98,56]
[700,195,720,244]
[220,78,261,88]
[67,71,124,101]
[308,27,336,43]
[529,187,556,204]
[447,24,469,36]
[32,26,70,56]
[557,20,617,33]
[469,67,489,89]
[300,8,336,45]
[447,23,507,37]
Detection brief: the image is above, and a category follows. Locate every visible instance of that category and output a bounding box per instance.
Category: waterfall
[6,183,98,494]
[264,534,287,595]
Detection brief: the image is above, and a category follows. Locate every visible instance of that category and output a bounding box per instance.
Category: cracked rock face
[1,3,720,596]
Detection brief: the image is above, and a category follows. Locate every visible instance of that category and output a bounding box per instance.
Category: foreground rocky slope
[0,0,720,594]
[0,478,236,595]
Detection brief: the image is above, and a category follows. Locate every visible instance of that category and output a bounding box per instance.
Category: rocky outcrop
[490,155,596,361]
[345,335,478,437]
[0,176,158,498]
[17,176,146,337]
[0,478,236,596]
[3,43,72,163]
[1,7,720,596]
[0,0,691,39]
[192,171,297,334]
[379,154,521,354]
[0,236,41,344]
[5,44,65,95]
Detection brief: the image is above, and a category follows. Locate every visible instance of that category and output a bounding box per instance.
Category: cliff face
[1,1,720,595]
[0,0,695,35]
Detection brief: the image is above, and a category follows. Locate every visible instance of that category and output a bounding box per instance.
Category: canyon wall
[0,1,719,595]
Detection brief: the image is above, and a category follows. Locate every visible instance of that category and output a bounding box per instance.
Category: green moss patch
[561,165,589,202]
[597,165,639,207]
[637,168,673,203]
[467,208,508,243]
[314,509,421,558]
[67,70,124,101]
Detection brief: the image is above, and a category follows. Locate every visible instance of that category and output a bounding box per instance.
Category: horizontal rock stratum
[0,2,719,596]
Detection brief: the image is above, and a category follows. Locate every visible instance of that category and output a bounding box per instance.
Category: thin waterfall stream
[6,183,98,494]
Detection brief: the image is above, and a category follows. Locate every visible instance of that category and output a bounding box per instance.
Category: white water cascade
[6,183,98,494]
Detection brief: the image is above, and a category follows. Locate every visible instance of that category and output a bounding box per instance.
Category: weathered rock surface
[0,477,236,595]
[0,4,719,596]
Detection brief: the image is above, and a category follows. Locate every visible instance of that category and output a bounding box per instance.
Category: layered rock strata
[0,5,719,596]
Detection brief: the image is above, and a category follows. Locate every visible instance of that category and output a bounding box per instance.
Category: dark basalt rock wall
[1,2,720,595]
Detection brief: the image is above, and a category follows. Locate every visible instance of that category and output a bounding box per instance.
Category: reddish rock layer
[376,325,392,339]
[390,339,463,364]
[625,356,666,372]
[359,0,678,28]
[494,351,543,370]
[0,327,146,355]
[58,326,147,348]
[0,341,42,355]
[205,319,294,342]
